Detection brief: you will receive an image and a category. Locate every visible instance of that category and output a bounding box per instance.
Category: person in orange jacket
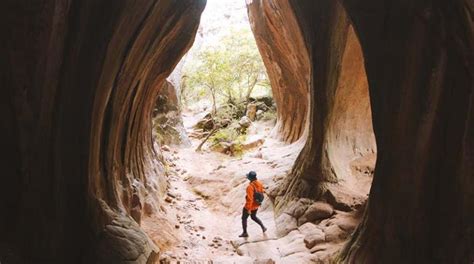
[239,171,267,237]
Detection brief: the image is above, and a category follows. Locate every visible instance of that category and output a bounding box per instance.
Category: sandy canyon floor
[143,111,372,263]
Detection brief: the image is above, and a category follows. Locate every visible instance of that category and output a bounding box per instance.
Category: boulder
[239,116,252,128]
[246,103,258,121]
[242,138,265,150]
[323,224,347,242]
[210,142,232,153]
[298,202,334,225]
[275,213,298,236]
[298,222,325,248]
[284,198,311,218]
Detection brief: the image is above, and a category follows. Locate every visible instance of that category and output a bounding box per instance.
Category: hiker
[239,171,267,237]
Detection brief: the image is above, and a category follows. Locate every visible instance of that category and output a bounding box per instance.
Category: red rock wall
[265,0,472,261]
[249,1,375,213]
[339,0,474,262]
[327,27,375,182]
[274,0,473,262]
[272,0,360,204]
[246,0,310,143]
[1,0,472,263]
[0,0,205,262]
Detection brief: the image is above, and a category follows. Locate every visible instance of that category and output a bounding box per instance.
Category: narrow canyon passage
[145,110,302,262]
[144,108,370,263]
[1,0,472,263]
[141,2,375,261]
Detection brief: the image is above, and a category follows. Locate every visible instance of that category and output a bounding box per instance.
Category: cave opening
[143,1,303,261]
[143,0,377,262]
[2,0,469,263]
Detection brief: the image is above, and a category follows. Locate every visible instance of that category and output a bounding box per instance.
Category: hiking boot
[262,226,267,233]
[238,232,249,238]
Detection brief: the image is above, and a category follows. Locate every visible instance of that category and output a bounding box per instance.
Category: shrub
[209,126,247,157]
[260,110,277,122]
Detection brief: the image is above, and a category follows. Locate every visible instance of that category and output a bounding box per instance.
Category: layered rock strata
[247,0,310,143]
[0,0,206,262]
[251,0,473,262]
[1,0,472,263]
[339,0,474,262]
[271,0,473,262]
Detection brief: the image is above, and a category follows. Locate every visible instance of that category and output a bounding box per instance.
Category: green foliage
[209,125,247,157]
[209,126,245,145]
[260,110,277,122]
[182,27,271,110]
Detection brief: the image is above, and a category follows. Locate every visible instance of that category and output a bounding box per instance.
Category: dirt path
[146,111,305,263]
[144,111,369,263]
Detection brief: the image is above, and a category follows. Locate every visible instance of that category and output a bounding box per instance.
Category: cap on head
[246,171,257,180]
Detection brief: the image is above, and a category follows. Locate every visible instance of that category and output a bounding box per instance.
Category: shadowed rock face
[248,1,375,215]
[247,0,310,143]
[0,0,205,262]
[339,0,474,262]
[152,80,190,147]
[269,0,372,204]
[1,0,472,263]
[278,0,473,262]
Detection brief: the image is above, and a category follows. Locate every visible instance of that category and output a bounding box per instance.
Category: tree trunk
[245,77,259,101]
[211,88,217,116]
[195,127,219,152]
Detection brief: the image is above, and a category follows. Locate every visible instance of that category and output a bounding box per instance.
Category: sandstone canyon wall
[252,0,376,213]
[338,0,473,262]
[152,80,190,147]
[246,0,310,143]
[250,0,473,262]
[0,0,205,263]
[0,0,472,263]
[272,0,472,262]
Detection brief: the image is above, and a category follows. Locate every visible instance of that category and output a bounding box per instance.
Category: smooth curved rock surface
[0,0,206,262]
[0,0,472,263]
[275,0,473,262]
[247,0,310,143]
[273,0,376,211]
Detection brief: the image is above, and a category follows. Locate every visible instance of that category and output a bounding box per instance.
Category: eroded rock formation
[247,0,310,143]
[1,0,472,263]
[152,80,190,146]
[262,0,376,213]
[339,0,474,262]
[0,0,205,262]
[271,0,473,262]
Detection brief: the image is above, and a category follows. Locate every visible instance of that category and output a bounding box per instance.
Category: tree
[182,27,271,112]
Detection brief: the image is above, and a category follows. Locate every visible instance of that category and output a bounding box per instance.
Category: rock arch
[0,0,472,263]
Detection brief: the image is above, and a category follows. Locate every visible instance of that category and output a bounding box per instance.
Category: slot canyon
[1,0,472,263]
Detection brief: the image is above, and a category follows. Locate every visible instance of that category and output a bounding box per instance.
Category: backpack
[252,184,264,205]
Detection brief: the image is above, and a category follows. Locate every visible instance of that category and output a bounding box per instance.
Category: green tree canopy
[182,28,271,113]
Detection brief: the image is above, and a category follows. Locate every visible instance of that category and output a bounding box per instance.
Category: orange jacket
[244,180,264,211]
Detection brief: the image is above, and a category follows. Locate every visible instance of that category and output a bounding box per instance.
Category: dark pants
[242,207,265,233]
